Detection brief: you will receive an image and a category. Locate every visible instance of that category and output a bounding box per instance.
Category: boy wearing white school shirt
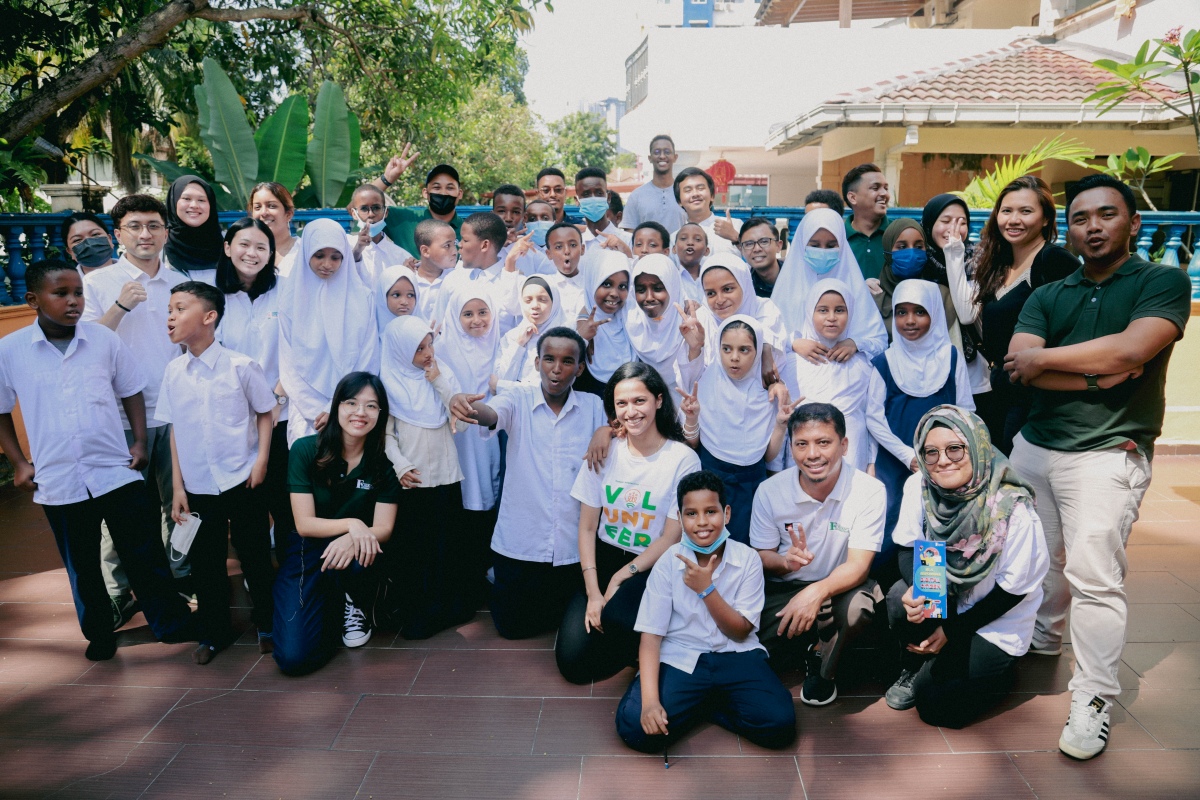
[156,282,278,664]
[349,184,415,286]
[434,211,523,333]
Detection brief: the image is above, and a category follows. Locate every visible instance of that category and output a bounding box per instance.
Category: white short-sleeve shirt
[155,343,277,495]
[583,221,633,253]
[749,461,886,582]
[217,285,283,416]
[570,438,701,555]
[0,322,145,505]
[635,540,766,674]
[670,213,742,257]
[892,473,1049,657]
[484,384,608,565]
[622,182,688,235]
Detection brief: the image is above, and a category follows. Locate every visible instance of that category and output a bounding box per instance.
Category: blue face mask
[805,246,841,275]
[890,247,927,278]
[526,220,553,248]
[681,529,730,556]
[359,218,387,237]
[578,196,610,223]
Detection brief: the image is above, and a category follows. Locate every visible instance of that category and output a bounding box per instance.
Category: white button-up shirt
[0,321,145,505]
[217,285,283,419]
[635,540,766,675]
[583,221,632,253]
[357,235,414,287]
[82,257,187,428]
[483,383,607,565]
[155,343,276,495]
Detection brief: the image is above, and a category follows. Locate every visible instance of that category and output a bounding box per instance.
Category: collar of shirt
[113,255,170,284]
[30,318,90,356]
[185,341,224,372]
[845,215,887,242]
[791,459,855,506]
[1063,254,1147,287]
[531,386,580,420]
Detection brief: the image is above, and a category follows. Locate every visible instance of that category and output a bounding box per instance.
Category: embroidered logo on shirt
[829,521,850,535]
[355,479,373,490]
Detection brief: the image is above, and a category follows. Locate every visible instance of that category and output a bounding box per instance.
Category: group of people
[1,132,1190,762]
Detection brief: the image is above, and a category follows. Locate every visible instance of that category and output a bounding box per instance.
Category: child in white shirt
[412,218,456,322]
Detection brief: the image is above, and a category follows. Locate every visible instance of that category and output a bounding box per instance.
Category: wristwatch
[1084,374,1100,392]
[627,563,639,576]
[275,393,289,406]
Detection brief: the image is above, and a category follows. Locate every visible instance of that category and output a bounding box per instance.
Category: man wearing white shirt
[621,135,687,236]
[575,167,633,256]
[493,184,555,276]
[670,168,741,257]
[349,184,414,286]
[750,403,887,707]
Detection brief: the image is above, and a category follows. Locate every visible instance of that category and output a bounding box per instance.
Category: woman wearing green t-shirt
[273,372,400,675]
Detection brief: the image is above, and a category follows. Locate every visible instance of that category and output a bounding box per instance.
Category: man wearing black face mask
[61,212,116,276]
[371,146,464,256]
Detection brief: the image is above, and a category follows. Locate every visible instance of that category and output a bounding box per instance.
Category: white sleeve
[890,474,924,549]
[153,372,173,426]
[992,503,1050,595]
[945,246,980,325]
[277,333,330,423]
[953,348,976,411]
[494,332,525,383]
[81,274,109,323]
[727,547,766,630]
[634,555,674,636]
[865,368,915,467]
[748,481,780,551]
[111,337,147,399]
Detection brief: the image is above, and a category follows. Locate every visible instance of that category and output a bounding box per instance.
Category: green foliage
[1098,146,1184,211]
[614,152,637,170]
[954,135,1095,209]
[199,58,257,209]
[306,82,352,208]
[549,111,616,175]
[0,137,49,212]
[255,95,310,189]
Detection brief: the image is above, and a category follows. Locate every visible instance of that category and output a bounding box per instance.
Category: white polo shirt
[0,322,145,505]
[82,257,187,429]
[154,343,276,495]
[217,285,283,419]
[749,460,886,582]
[483,384,608,565]
[635,540,766,674]
[892,473,1048,657]
[412,270,445,323]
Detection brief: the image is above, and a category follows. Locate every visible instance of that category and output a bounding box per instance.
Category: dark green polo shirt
[288,435,401,524]
[1015,255,1190,457]
[383,207,463,257]
[846,214,887,280]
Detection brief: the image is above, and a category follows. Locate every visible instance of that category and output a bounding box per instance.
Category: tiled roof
[828,41,1182,105]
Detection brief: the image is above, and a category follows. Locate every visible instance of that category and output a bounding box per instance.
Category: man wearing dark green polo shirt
[1004,175,1191,761]
[371,148,464,255]
[841,163,889,283]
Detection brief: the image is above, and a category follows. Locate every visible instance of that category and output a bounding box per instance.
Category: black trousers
[187,482,275,642]
[490,551,583,640]
[556,540,648,684]
[42,480,193,646]
[265,420,295,558]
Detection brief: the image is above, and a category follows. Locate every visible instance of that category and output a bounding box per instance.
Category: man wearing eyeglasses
[536,167,569,224]
[347,183,413,285]
[82,194,191,582]
[620,135,687,236]
[738,217,782,298]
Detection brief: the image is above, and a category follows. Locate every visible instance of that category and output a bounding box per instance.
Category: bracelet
[697,584,716,600]
[581,566,597,573]
[115,301,132,313]
[379,173,393,188]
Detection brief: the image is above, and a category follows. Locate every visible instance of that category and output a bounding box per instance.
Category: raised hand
[383,143,420,184]
[449,392,485,425]
[674,381,700,423]
[517,320,539,347]
[424,359,441,383]
[713,208,738,242]
[783,523,814,572]
[577,306,611,342]
[675,551,720,594]
[676,302,705,354]
[943,229,966,264]
[505,232,535,272]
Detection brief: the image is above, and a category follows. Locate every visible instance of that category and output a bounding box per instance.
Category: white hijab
[499,275,566,381]
[581,248,635,383]
[793,278,872,412]
[375,264,420,330]
[698,314,775,466]
[626,253,684,367]
[697,253,788,358]
[281,218,378,398]
[381,315,448,429]
[439,282,500,396]
[518,274,565,332]
[885,279,952,398]
[772,208,886,349]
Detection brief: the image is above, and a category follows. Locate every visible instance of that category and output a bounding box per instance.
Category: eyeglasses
[120,222,165,234]
[922,444,968,465]
[340,399,381,416]
[540,186,566,196]
[740,237,777,251]
[355,204,384,214]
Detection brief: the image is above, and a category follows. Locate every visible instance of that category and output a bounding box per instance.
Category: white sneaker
[1028,640,1062,656]
[1058,695,1111,760]
[342,595,372,648]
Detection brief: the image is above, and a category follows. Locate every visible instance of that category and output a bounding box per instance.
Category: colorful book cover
[914,539,947,620]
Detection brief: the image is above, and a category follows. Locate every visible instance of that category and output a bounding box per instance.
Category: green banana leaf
[134,153,237,210]
[194,85,209,137]
[255,94,308,191]
[334,111,363,208]
[306,81,351,208]
[200,57,258,210]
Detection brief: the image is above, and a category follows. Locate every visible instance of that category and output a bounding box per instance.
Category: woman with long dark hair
[272,372,399,675]
[164,175,224,282]
[556,361,701,684]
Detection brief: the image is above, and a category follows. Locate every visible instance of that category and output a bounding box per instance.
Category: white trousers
[1010,433,1151,702]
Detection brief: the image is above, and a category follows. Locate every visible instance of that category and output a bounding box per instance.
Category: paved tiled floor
[2,458,1200,799]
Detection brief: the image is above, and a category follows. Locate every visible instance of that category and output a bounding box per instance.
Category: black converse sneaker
[342,594,372,648]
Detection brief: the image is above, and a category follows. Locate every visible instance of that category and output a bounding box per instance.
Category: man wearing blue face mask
[575,167,632,256]
[348,184,414,285]
[61,212,117,277]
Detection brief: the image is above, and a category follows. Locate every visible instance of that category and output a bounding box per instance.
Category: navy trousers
[490,551,582,640]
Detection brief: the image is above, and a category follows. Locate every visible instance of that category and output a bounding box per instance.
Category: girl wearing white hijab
[625,253,705,394]
[278,218,379,446]
[789,278,877,472]
[772,207,888,361]
[380,315,473,640]
[575,249,636,396]
[375,264,420,332]
[866,279,974,576]
[494,275,566,390]
[679,314,789,543]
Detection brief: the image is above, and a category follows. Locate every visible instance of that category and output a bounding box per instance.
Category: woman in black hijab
[165,175,224,282]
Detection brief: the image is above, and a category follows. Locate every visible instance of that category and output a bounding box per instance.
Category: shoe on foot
[257,630,274,655]
[192,642,221,665]
[799,641,837,706]
[109,593,139,631]
[85,639,117,661]
[1028,640,1062,656]
[1059,695,1111,760]
[343,596,372,648]
[885,669,919,710]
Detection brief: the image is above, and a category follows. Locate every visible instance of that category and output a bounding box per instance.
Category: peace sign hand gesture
[674,381,700,425]
[676,550,721,594]
[383,143,420,185]
[783,523,814,572]
[576,307,610,342]
[676,302,705,354]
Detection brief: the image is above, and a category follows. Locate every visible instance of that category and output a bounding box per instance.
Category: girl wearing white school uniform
[278,218,379,445]
[625,253,705,395]
[494,275,566,390]
[575,249,635,397]
[375,264,420,332]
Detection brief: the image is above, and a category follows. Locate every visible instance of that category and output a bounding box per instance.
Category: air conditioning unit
[924,0,955,27]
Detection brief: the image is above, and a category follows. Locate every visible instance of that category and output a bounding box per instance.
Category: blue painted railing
[3,205,1199,302]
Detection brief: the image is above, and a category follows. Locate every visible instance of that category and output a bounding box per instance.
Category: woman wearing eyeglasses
[882,405,1047,728]
[271,372,400,676]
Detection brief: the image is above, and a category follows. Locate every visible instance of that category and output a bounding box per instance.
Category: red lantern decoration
[706,159,737,194]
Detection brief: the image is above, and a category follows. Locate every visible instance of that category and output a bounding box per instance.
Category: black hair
[804,189,845,216]
[673,167,714,203]
[536,325,588,360]
[787,402,847,440]
[414,218,454,250]
[633,221,670,249]
[59,212,109,248]
[492,184,526,204]
[111,193,168,228]
[603,362,686,443]
[649,134,676,152]
[719,318,758,350]
[607,189,623,215]
[574,167,607,185]
[841,164,883,205]
[537,167,566,183]
[313,372,391,488]
[527,199,555,215]
[676,469,727,510]
[463,211,507,253]
[215,217,277,299]
[26,258,78,294]
[546,220,583,244]
[172,280,226,325]
[350,183,386,205]
[1066,174,1138,217]
[738,217,778,242]
[676,221,708,244]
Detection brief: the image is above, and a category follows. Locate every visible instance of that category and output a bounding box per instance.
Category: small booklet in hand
[913,539,947,620]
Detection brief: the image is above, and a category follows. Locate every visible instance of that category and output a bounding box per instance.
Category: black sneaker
[800,642,838,706]
[885,669,919,710]
[109,593,139,631]
[85,639,117,661]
